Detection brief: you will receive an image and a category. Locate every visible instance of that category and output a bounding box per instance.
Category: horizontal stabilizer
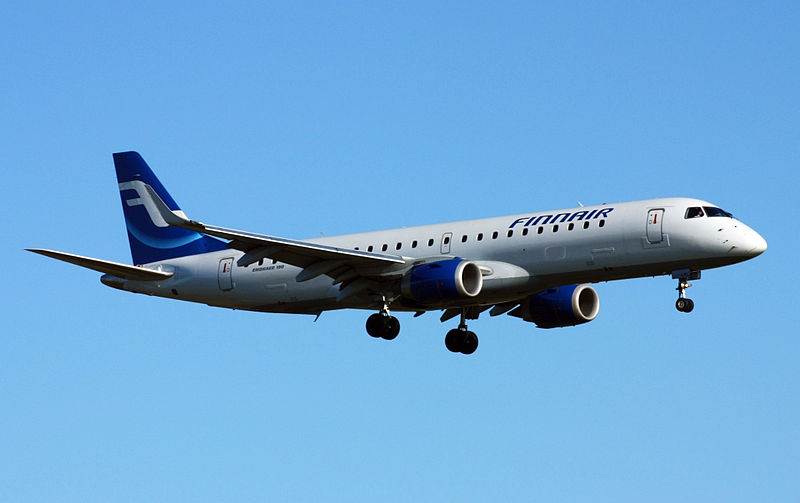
[26,249,173,281]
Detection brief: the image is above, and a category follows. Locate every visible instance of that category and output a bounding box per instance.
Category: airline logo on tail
[119,180,189,228]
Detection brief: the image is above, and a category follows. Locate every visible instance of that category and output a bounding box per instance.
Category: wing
[141,184,409,300]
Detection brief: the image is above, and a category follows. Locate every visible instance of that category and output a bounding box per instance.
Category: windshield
[703,206,733,218]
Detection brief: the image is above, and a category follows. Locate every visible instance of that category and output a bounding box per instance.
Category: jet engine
[401,258,483,305]
[510,284,599,328]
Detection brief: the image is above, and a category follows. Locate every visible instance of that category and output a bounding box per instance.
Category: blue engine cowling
[401,258,483,305]
[511,284,599,328]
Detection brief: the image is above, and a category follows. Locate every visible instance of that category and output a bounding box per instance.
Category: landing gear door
[218,257,234,291]
[647,209,664,244]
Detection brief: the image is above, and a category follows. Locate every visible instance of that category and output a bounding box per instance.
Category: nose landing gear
[673,270,700,313]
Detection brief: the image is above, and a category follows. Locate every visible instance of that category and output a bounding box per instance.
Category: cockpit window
[685,207,704,219]
[703,206,732,218]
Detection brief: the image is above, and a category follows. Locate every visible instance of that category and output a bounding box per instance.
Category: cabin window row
[359,237,435,252]
[353,219,606,253]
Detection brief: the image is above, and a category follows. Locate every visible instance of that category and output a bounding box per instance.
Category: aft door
[218,257,234,291]
[646,209,664,243]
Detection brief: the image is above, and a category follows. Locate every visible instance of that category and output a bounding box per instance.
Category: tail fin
[114,151,227,265]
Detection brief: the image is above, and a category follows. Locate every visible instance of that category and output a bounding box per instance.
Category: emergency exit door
[441,232,453,254]
[647,209,664,243]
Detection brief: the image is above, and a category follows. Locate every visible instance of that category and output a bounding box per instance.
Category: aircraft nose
[724,222,767,259]
[747,231,767,256]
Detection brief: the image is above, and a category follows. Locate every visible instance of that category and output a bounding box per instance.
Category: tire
[383,316,400,340]
[445,329,465,353]
[461,331,479,355]
[366,313,385,338]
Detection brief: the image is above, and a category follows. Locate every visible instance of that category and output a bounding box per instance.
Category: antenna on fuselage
[577,201,584,207]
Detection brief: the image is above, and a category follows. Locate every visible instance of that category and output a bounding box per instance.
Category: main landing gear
[673,270,700,313]
[366,300,400,340]
[445,311,479,355]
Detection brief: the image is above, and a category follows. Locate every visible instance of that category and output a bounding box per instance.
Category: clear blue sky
[2,2,798,501]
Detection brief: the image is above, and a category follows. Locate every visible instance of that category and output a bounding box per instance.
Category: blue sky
[2,2,798,501]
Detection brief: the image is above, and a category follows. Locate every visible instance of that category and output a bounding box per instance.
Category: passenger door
[646,209,664,244]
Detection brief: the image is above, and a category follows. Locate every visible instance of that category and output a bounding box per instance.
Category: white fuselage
[113,198,766,314]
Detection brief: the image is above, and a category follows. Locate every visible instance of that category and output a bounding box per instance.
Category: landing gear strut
[445,311,479,355]
[366,299,400,340]
[673,270,700,313]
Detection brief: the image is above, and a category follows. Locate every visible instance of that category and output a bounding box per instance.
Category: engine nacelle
[401,258,483,305]
[512,284,599,328]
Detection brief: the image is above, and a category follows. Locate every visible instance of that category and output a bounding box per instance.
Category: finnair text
[509,208,614,228]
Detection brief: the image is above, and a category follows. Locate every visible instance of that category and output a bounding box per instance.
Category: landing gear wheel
[461,331,479,355]
[366,313,400,340]
[445,309,481,355]
[676,298,695,313]
[366,313,385,338]
[445,328,479,354]
[383,316,400,340]
[445,329,465,353]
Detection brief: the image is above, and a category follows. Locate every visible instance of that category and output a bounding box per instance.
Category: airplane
[28,151,767,354]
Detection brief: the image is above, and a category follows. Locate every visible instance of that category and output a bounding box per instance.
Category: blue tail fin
[113,151,228,265]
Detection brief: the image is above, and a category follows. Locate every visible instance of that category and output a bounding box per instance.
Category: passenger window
[354,247,359,250]
[477,233,483,241]
[522,228,529,236]
[368,245,373,252]
[599,220,605,227]
[553,225,559,232]
[583,221,589,229]
[443,236,450,245]
[412,240,418,248]
[685,207,704,219]
[427,238,434,246]
[492,231,498,239]
[461,235,467,243]
[382,244,388,252]
[396,242,402,250]
[568,223,574,231]
[507,230,513,238]
[537,226,543,234]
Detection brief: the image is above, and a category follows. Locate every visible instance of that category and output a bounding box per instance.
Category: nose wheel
[675,296,694,313]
